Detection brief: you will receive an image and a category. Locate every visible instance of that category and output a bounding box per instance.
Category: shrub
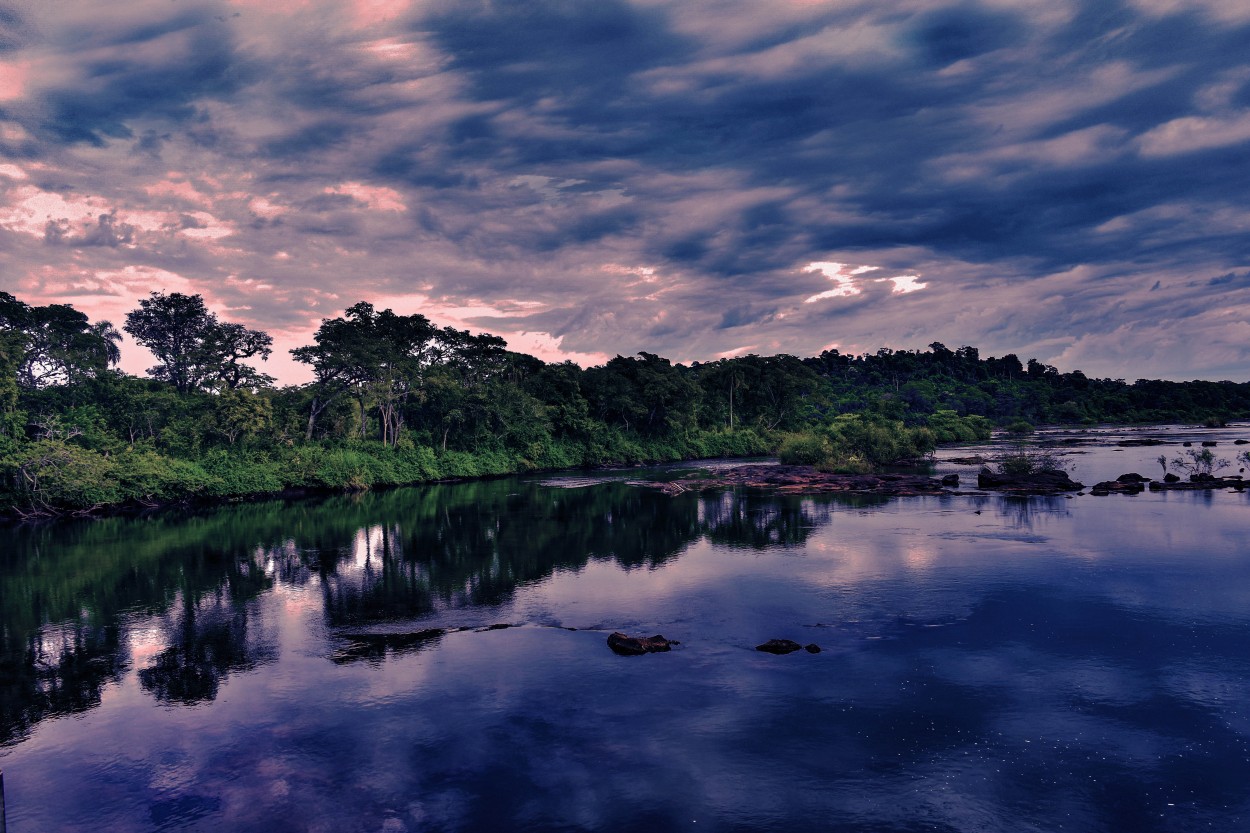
[1006,419,1034,435]
[928,410,993,443]
[1170,447,1230,478]
[996,445,1067,475]
[778,432,832,465]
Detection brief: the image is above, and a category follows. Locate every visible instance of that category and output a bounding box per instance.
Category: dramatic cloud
[2,0,1249,381]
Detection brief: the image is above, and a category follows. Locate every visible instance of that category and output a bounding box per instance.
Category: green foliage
[996,443,1068,475]
[1169,447,1230,478]
[7,288,1250,516]
[778,432,832,466]
[124,291,273,393]
[1006,419,1034,435]
[928,410,994,443]
[777,416,935,473]
[824,414,936,468]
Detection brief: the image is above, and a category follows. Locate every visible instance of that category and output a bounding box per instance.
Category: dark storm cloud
[37,12,244,147]
[4,0,1250,380]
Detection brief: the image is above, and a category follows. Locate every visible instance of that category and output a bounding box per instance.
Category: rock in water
[756,639,804,655]
[607,632,673,655]
[804,643,822,654]
[977,468,1084,494]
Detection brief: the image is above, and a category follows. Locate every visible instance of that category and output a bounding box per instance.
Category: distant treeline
[1,290,1246,515]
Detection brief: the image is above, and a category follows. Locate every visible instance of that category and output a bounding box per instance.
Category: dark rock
[607,632,673,656]
[1235,439,1249,445]
[1117,439,1166,446]
[1091,480,1146,495]
[1150,476,1246,491]
[756,639,804,655]
[639,464,950,498]
[947,456,987,465]
[941,474,960,486]
[1183,442,1192,447]
[804,643,821,654]
[1116,473,1148,483]
[976,468,1084,494]
[1164,473,1181,483]
[1202,441,1218,447]
[483,623,514,631]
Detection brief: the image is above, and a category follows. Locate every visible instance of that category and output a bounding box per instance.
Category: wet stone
[756,639,804,655]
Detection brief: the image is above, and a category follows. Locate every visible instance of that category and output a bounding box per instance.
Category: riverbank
[0,429,776,521]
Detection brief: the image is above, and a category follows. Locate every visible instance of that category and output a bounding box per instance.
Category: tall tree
[0,291,121,387]
[124,292,272,393]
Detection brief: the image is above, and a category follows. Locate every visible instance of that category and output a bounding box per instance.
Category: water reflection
[0,620,124,746]
[2,460,1250,833]
[0,479,833,734]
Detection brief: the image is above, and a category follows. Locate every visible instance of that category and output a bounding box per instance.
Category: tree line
[2,289,1247,515]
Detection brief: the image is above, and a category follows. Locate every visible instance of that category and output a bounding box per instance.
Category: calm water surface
[2,426,1249,832]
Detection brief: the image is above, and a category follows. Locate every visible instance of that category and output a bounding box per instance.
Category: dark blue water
[1,427,1248,832]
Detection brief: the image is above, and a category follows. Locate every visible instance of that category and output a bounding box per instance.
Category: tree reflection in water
[0,476,849,737]
[0,621,124,745]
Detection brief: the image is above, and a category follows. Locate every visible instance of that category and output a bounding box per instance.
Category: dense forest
[2,289,1248,516]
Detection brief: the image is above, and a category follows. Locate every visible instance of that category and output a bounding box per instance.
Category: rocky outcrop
[1149,476,1245,491]
[756,639,804,654]
[607,632,674,655]
[976,468,1084,494]
[637,465,954,497]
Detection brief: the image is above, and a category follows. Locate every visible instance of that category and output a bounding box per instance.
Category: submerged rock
[607,632,673,656]
[804,643,822,654]
[941,474,960,486]
[756,639,804,655]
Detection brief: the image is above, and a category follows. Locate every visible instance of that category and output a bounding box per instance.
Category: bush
[928,410,993,443]
[778,432,832,465]
[1170,447,1230,478]
[1006,419,1034,435]
[996,444,1067,475]
[826,414,935,467]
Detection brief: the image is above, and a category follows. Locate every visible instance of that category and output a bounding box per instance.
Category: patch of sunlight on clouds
[883,275,927,294]
[715,345,758,359]
[803,262,926,301]
[602,263,658,280]
[326,182,407,212]
[0,185,234,241]
[249,196,287,219]
[0,60,30,102]
[802,262,875,302]
[1137,111,1250,157]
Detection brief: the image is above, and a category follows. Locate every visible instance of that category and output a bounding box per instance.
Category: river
[1,425,1248,832]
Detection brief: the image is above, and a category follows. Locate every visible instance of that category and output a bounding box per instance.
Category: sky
[1,0,1249,384]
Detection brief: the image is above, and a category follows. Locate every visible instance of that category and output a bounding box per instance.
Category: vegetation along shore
[3,289,1249,518]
